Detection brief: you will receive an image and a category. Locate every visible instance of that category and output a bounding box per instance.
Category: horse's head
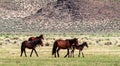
[83,42,88,48]
[39,34,44,40]
[38,39,44,46]
[40,42,44,46]
[36,36,44,46]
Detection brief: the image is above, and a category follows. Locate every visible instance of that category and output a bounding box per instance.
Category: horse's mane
[67,38,78,45]
[31,38,42,45]
[77,42,88,48]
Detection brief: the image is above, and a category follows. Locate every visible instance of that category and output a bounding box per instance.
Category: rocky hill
[25,0,120,22]
[0,0,120,33]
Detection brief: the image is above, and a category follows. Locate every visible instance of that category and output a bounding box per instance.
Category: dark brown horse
[20,36,44,57]
[28,34,44,41]
[71,42,88,57]
[52,38,79,58]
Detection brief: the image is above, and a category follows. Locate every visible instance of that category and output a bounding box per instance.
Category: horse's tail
[21,41,26,52]
[52,41,57,55]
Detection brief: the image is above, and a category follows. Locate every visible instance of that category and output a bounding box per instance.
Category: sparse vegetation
[0,33,120,66]
[0,0,120,65]
[0,0,120,33]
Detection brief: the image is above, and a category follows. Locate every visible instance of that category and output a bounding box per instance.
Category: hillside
[25,0,120,22]
[0,0,120,33]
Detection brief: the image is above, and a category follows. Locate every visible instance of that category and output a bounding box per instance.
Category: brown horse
[52,38,79,58]
[28,34,44,41]
[71,42,88,57]
[20,36,44,57]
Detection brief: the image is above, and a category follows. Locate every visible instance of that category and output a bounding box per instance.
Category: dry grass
[0,33,120,66]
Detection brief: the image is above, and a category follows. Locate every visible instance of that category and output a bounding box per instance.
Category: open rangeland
[0,33,120,66]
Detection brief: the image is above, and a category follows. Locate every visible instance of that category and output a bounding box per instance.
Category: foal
[71,42,88,57]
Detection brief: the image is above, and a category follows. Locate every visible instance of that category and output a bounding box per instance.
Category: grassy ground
[0,45,120,66]
[0,55,120,66]
[0,33,120,66]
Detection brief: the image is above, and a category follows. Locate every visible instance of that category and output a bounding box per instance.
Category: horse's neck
[32,39,40,45]
[68,39,74,45]
[39,35,43,39]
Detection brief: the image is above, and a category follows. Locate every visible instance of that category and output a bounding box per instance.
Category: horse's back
[21,41,27,48]
[76,45,83,50]
[21,40,35,49]
[22,40,28,44]
[21,40,31,46]
[28,37,35,41]
[55,39,70,49]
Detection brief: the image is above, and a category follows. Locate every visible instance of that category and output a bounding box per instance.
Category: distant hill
[0,0,120,33]
[25,0,120,22]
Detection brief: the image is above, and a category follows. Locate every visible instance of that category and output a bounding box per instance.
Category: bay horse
[28,34,44,41]
[71,42,88,57]
[20,36,44,57]
[52,38,79,58]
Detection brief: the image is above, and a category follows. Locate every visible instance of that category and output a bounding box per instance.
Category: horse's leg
[54,52,56,57]
[71,49,74,57]
[64,49,69,58]
[67,49,70,57]
[34,49,39,57]
[71,45,75,57]
[20,48,24,57]
[68,49,70,57]
[78,50,81,57]
[82,52,84,58]
[54,48,58,58]
[54,48,57,57]
[24,49,27,57]
[20,44,25,57]
[30,49,34,57]
[57,48,60,57]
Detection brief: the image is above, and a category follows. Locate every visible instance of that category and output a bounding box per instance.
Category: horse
[20,36,44,57]
[28,34,44,41]
[52,38,79,58]
[71,42,88,57]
